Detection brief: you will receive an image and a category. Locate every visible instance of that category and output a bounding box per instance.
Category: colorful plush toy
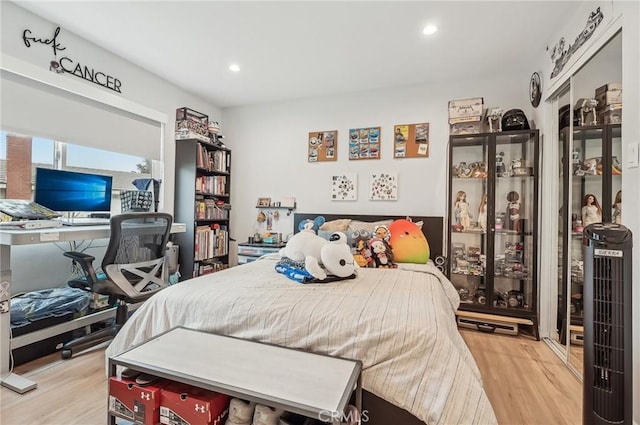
[388,218,430,264]
[278,230,357,281]
[367,237,395,268]
[297,216,325,233]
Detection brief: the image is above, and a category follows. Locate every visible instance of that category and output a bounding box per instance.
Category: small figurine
[353,237,371,267]
[575,98,599,126]
[454,190,472,229]
[496,152,507,177]
[612,190,622,224]
[253,211,267,235]
[487,108,504,132]
[478,194,487,230]
[471,162,487,178]
[505,191,522,232]
[374,225,390,241]
[581,193,602,227]
[454,161,472,178]
[571,147,582,174]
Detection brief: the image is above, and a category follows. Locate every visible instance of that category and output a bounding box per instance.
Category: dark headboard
[293,213,444,260]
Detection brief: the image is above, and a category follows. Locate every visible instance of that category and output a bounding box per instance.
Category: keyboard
[0,220,63,230]
[59,217,111,226]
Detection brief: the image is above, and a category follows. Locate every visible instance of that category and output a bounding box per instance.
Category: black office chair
[60,212,173,359]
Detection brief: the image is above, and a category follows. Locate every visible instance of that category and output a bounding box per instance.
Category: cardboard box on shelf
[448,97,484,124]
[595,82,622,94]
[450,120,483,135]
[598,104,622,124]
[595,89,622,109]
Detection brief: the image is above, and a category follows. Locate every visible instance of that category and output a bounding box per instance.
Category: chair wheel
[61,349,72,360]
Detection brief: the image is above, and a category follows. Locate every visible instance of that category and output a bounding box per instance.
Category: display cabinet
[447,129,539,338]
[557,124,621,343]
[174,136,231,280]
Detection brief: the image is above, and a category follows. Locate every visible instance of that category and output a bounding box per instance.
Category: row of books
[195,199,230,220]
[194,224,228,261]
[195,176,227,196]
[194,260,229,277]
[196,144,230,173]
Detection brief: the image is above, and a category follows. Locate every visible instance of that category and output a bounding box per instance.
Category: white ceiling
[16,1,576,109]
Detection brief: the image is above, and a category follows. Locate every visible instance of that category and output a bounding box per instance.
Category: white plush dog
[279,230,356,280]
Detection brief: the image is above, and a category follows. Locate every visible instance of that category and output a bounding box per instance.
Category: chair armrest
[64,251,99,284]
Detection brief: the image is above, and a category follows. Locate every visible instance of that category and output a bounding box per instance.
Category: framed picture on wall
[393,123,429,158]
[308,130,338,162]
[348,126,381,160]
[369,172,398,200]
[331,173,358,201]
[257,197,271,207]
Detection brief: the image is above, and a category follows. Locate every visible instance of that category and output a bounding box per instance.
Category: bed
[105,214,497,424]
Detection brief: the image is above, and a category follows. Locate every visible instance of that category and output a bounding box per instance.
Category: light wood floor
[0,331,581,425]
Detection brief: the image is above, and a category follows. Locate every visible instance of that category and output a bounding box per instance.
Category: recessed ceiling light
[229,64,240,72]
[422,25,438,35]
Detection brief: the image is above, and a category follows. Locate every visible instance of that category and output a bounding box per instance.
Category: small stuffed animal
[367,237,394,268]
[297,216,325,233]
[279,230,356,280]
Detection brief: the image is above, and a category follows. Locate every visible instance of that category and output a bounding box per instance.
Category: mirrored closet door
[549,30,622,378]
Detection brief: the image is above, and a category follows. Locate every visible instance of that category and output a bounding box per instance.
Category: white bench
[108,326,362,425]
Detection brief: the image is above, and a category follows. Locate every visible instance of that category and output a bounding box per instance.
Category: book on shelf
[195,175,227,195]
[194,224,228,261]
[195,199,230,220]
[194,259,228,277]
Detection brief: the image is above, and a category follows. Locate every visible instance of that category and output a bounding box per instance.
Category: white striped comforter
[105,256,497,424]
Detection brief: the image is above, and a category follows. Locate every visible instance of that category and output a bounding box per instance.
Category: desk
[108,327,362,425]
[0,222,186,393]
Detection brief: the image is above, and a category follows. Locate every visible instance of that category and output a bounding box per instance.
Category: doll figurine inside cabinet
[612,190,622,224]
[454,190,472,229]
[581,193,602,227]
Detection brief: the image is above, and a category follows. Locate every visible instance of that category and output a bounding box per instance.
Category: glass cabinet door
[570,127,605,330]
[448,135,489,306]
[492,132,538,314]
[566,124,620,339]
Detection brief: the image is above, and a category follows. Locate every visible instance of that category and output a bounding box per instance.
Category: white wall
[1,2,222,293]
[223,72,531,246]
[617,1,640,422]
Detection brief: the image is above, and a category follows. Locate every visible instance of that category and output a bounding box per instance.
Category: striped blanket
[106,256,496,424]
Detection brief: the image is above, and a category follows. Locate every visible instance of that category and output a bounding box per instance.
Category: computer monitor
[34,168,113,213]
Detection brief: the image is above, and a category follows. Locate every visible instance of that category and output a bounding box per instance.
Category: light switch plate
[628,142,639,168]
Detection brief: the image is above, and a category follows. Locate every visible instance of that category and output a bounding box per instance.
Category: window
[1,131,154,214]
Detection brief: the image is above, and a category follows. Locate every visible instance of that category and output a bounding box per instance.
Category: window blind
[0,71,161,160]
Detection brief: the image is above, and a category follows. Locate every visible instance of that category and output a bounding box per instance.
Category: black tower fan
[583,223,632,425]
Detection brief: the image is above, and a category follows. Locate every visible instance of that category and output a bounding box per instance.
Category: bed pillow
[318,218,352,232]
[388,218,430,264]
[347,219,393,236]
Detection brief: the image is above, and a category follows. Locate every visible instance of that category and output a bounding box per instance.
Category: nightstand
[237,242,286,264]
